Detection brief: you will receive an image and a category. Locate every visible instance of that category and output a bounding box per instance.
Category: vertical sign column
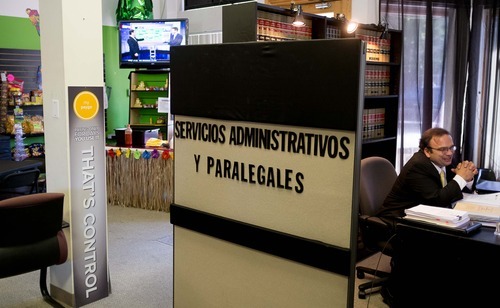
[68,87,108,306]
[39,0,109,305]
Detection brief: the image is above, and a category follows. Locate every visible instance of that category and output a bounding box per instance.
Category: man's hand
[452,160,479,182]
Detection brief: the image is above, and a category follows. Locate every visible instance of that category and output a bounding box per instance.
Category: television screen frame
[118,18,189,69]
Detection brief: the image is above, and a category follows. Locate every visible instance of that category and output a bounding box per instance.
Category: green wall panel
[0,15,40,49]
[0,15,131,138]
[102,25,133,137]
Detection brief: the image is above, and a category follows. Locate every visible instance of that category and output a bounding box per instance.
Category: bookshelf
[222,2,343,43]
[222,3,402,165]
[128,70,169,139]
[355,25,402,165]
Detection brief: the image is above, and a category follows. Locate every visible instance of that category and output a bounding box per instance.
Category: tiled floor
[0,205,389,307]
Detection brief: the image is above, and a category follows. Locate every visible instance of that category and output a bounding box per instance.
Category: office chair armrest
[359,215,389,230]
[359,214,394,251]
[0,235,62,278]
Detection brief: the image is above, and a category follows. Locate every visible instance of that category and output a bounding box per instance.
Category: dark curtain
[463,0,500,175]
[382,0,500,176]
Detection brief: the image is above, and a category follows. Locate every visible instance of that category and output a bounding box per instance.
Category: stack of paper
[404,204,471,228]
[454,193,500,226]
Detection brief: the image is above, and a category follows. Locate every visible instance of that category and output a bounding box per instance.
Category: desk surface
[0,159,43,178]
[398,218,500,245]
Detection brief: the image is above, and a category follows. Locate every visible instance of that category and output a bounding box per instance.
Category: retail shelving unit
[0,49,44,140]
[128,70,169,139]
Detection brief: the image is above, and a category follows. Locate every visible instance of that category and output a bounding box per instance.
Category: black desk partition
[170,39,365,307]
[392,223,500,306]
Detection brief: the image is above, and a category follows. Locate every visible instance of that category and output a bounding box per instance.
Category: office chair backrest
[0,192,63,246]
[356,157,397,300]
[0,192,67,278]
[0,168,40,196]
[359,156,397,216]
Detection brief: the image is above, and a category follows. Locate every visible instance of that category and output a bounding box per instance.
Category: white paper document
[454,193,500,224]
[404,204,470,228]
[157,97,170,113]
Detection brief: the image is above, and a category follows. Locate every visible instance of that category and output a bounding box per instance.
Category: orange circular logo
[73,91,99,120]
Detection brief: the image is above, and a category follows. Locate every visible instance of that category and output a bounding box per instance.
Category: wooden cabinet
[222,2,402,165]
[128,70,169,139]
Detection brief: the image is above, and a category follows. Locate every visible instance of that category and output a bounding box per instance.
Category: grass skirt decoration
[106,147,173,212]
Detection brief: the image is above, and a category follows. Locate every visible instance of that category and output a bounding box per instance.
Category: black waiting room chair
[0,168,40,200]
[0,193,68,307]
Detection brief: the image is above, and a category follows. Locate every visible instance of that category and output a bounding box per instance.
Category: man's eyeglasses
[427,145,457,153]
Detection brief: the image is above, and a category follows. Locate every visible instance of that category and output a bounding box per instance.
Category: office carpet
[0,205,388,308]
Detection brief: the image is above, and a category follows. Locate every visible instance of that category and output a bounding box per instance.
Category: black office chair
[356,156,397,299]
[0,168,40,200]
[0,193,68,308]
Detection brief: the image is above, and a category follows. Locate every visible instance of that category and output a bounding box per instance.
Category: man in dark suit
[377,127,479,306]
[377,127,478,226]
[127,30,143,60]
[168,27,183,46]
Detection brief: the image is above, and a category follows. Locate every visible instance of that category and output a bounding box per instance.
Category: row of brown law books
[257,12,312,41]
[355,29,392,63]
[365,65,391,96]
[362,108,385,140]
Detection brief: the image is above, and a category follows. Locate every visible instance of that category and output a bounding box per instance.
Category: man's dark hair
[129,30,134,35]
[419,127,451,150]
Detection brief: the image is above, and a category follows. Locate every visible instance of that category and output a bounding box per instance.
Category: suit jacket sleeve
[378,151,464,218]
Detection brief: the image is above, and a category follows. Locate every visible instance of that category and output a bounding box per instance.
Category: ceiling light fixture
[378,0,389,39]
[379,23,389,39]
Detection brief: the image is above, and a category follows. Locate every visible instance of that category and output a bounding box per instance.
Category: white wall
[1,0,376,33]
[0,0,39,17]
[352,0,377,25]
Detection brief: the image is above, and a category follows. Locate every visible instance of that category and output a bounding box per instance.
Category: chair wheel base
[358,291,367,299]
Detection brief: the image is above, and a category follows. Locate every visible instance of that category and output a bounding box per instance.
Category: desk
[391,222,500,307]
[0,159,43,179]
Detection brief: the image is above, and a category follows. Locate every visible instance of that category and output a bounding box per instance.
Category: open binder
[453,192,500,227]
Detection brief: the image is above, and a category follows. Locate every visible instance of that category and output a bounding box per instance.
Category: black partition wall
[170,39,365,307]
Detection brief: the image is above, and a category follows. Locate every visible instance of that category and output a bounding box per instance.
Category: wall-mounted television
[118,19,189,69]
